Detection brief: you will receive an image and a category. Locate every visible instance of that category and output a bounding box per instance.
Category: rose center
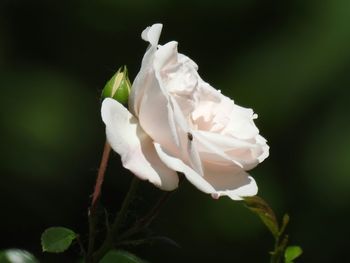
[190,100,230,134]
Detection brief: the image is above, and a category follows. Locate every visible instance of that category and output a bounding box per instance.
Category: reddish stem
[91,141,111,213]
[87,141,111,262]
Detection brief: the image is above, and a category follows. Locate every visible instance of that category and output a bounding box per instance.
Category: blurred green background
[1,0,350,262]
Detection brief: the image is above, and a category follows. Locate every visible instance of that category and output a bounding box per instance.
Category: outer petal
[154,143,214,193]
[154,143,257,200]
[226,103,260,140]
[194,130,269,171]
[154,41,178,72]
[167,96,203,177]
[131,35,183,158]
[203,163,258,200]
[101,98,179,191]
[141,23,163,46]
[129,24,163,116]
[138,73,180,155]
[255,134,270,163]
[137,43,185,156]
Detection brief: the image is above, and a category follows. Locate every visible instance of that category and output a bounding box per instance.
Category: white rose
[101,24,269,200]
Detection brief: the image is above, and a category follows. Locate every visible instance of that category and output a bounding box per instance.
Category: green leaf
[100,250,145,263]
[0,249,39,263]
[41,226,77,253]
[285,246,303,263]
[243,196,279,238]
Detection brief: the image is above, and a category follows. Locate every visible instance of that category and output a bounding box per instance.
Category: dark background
[1,0,350,262]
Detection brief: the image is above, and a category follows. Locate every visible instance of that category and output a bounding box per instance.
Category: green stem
[270,237,280,263]
[270,234,288,263]
[92,177,140,262]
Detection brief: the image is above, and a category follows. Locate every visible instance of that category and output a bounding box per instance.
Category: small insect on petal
[187,132,193,141]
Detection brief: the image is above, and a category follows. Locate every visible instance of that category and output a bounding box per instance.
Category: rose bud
[101,66,131,104]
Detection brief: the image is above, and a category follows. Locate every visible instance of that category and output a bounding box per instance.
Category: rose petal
[193,130,236,164]
[224,103,260,140]
[178,53,198,71]
[130,24,163,117]
[155,143,257,200]
[137,73,181,155]
[169,96,203,176]
[101,98,179,190]
[154,41,178,72]
[154,143,214,193]
[255,135,270,163]
[141,23,163,46]
[203,164,258,200]
[132,40,183,157]
[194,130,269,170]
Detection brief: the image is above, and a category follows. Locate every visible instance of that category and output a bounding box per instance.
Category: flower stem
[114,191,172,243]
[91,141,111,212]
[270,234,288,263]
[76,234,87,259]
[142,174,184,225]
[111,177,140,235]
[116,175,185,242]
[139,191,173,227]
[86,141,111,263]
[270,237,280,263]
[92,176,140,262]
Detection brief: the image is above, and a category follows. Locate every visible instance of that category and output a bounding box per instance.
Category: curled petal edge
[154,142,258,200]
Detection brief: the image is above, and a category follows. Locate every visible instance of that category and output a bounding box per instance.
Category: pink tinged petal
[125,135,179,191]
[177,53,198,71]
[194,130,264,170]
[101,98,179,191]
[193,130,237,166]
[129,47,156,117]
[137,73,181,155]
[130,24,163,117]
[130,61,154,117]
[141,23,163,46]
[225,103,260,139]
[137,43,186,156]
[169,96,204,176]
[154,41,179,72]
[154,143,215,194]
[204,166,258,201]
[154,143,257,200]
[203,162,258,200]
[187,136,204,176]
[166,63,198,96]
[256,135,270,163]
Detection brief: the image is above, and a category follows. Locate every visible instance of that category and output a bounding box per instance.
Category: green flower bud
[102,65,131,104]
